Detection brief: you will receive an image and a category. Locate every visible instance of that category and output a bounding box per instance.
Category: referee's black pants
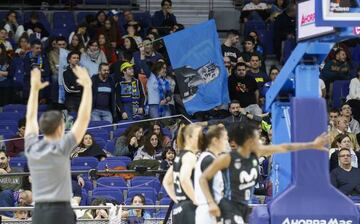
[33,202,76,224]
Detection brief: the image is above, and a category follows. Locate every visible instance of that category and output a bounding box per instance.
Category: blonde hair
[176,124,203,150]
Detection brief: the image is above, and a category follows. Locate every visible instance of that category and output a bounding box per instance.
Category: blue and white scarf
[156,76,171,117]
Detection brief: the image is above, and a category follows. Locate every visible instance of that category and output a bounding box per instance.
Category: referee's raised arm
[25,68,49,137]
[69,65,93,145]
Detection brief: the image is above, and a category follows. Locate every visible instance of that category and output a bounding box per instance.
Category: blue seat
[244,21,266,37]
[158,185,168,199]
[3,104,26,113]
[76,11,96,24]
[9,57,25,89]
[0,120,18,132]
[127,187,158,202]
[52,28,71,39]
[282,39,296,64]
[159,197,171,205]
[113,127,127,138]
[71,165,92,171]
[53,12,75,31]
[92,187,123,204]
[88,129,109,141]
[71,157,98,169]
[9,157,27,170]
[332,80,350,109]
[104,140,115,154]
[105,156,132,166]
[93,138,106,149]
[125,197,155,214]
[0,112,22,122]
[131,176,161,192]
[89,121,113,133]
[2,130,16,141]
[96,177,127,189]
[110,0,131,4]
[80,189,88,206]
[84,0,104,4]
[97,160,127,170]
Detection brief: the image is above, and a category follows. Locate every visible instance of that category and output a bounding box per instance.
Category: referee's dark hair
[39,111,63,135]
[228,123,257,146]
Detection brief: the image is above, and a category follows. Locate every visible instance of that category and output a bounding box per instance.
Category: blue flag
[163,20,230,115]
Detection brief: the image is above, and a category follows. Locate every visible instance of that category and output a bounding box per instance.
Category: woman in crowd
[81,40,108,70]
[118,36,139,61]
[3,10,24,42]
[97,18,122,48]
[330,133,360,171]
[14,35,30,57]
[147,61,172,118]
[150,121,171,147]
[114,125,144,158]
[163,124,203,224]
[68,23,90,47]
[67,34,85,53]
[81,198,109,220]
[96,10,107,27]
[0,43,11,106]
[98,33,117,64]
[347,68,360,122]
[248,31,264,56]
[123,24,142,47]
[121,194,151,221]
[133,132,163,161]
[71,132,107,161]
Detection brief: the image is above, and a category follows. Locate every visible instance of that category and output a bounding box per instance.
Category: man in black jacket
[63,51,82,112]
[91,63,116,123]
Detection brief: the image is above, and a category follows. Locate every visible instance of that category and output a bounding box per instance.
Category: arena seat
[71,156,99,169]
[113,127,127,138]
[76,11,96,24]
[92,187,123,204]
[105,156,132,166]
[96,176,127,189]
[1,129,15,140]
[0,120,18,133]
[131,176,161,192]
[332,80,350,109]
[3,104,26,113]
[9,156,27,170]
[52,28,71,39]
[104,140,116,154]
[0,112,23,121]
[97,160,127,170]
[125,197,155,214]
[53,11,76,31]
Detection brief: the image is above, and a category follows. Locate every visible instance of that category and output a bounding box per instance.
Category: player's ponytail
[176,123,186,150]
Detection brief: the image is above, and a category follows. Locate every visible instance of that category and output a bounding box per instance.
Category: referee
[24,66,92,224]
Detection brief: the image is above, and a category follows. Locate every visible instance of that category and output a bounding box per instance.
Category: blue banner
[163,20,230,115]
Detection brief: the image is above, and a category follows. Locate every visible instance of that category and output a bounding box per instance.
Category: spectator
[98,33,117,64]
[116,62,145,121]
[228,62,262,116]
[81,198,109,219]
[0,43,11,106]
[63,51,82,112]
[248,31,265,56]
[14,35,30,57]
[0,150,24,191]
[224,56,233,76]
[48,36,68,76]
[246,54,269,89]
[321,48,350,86]
[242,0,270,21]
[160,146,175,170]
[134,132,162,160]
[114,125,144,158]
[269,0,287,21]
[330,133,360,171]
[151,0,177,35]
[221,30,241,65]
[0,189,32,218]
[123,24,143,47]
[91,63,116,123]
[0,28,13,51]
[205,100,262,128]
[14,209,29,220]
[68,23,90,47]
[118,36,138,62]
[239,37,265,72]
[261,66,279,96]
[274,4,296,60]
[24,12,49,40]
[96,10,108,28]
[328,108,340,131]
[340,103,360,135]
[67,33,85,54]
[150,121,171,147]
[97,18,122,48]
[147,61,172,118]
[122,9,144,36]
[121,194,151,220]
[23,39,50,102]
[133,38,163,76]
[329,116,359,150]
[81,40,108,67]
[331,148,360,196]
[347,68,360,122]
[71,133,107,161]
[3,10,24,42]
[6,118,26,157]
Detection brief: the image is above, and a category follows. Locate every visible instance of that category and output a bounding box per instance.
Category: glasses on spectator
[91,44,98,47]
[339,154,351,158]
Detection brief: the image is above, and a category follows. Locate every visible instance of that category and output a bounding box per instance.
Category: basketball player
[194,125,228,224]
[24,66,92,224]
[162,124,203,224]
[200,123,329,224]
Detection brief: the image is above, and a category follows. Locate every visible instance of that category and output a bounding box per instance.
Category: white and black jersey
[172,150,197,224]
[195,151,224,224]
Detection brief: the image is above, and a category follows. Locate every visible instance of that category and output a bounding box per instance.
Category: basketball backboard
[315,0,360,26]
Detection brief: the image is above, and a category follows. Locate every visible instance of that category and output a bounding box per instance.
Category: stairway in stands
[137,0,235,27]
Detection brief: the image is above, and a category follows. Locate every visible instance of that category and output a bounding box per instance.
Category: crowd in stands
[0,0,358,221]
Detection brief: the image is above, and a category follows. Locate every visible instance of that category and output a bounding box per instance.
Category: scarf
[86,48,100,62]
[156,75,171,117]
[28,51,43,69]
